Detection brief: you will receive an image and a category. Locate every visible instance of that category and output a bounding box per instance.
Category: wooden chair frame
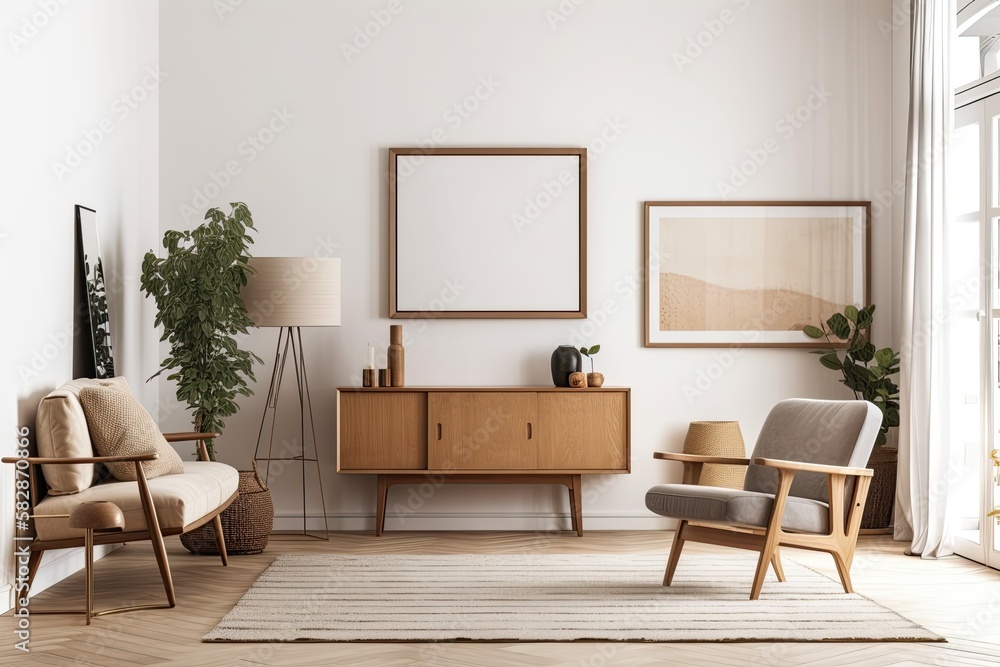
[2,433,236,614]
[654,451,873,600]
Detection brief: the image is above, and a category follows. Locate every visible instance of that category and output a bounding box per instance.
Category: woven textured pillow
[78,382,184,481]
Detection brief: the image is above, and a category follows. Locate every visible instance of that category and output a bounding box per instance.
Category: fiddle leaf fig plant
[802,304,900,446]
[580,344,601,373]
[140,202,262,460]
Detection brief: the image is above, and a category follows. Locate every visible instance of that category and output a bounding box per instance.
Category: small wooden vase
[387,325,404,387]
[587,372,604,388]
[568,372,587,388]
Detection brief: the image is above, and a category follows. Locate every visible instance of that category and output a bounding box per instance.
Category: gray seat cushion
[645,483,830,534]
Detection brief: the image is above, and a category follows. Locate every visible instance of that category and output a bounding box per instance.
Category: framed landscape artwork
[643,201,870,348]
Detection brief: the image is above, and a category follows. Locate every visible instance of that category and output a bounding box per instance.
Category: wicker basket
[682,421,747,489]
[180,462,274,556]
[861,446,897,530]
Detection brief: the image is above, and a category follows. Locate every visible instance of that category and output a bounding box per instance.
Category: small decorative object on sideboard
[568,372,587,388]
[387,325,404,387]
[378,368,392,387]
[580,344,603,388]
[362,368,376,387]
[551,345,582,387]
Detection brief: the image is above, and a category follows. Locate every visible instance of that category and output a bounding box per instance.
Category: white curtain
[895,0,952,558]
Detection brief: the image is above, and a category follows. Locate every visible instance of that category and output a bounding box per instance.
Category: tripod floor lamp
[241,256,341,539]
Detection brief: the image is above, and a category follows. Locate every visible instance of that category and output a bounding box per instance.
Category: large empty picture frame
[644,201,870,347]
[389,147,587,318]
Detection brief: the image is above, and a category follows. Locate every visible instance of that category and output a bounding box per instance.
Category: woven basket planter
[682,421,747,489]
[861,446,897,530]
[181,464,274,556]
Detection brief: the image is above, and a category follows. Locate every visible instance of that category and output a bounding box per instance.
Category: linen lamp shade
[682,421,747,489]
[241,257,341,327]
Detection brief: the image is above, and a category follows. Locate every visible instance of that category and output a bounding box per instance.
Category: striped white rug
[204,553,941,642]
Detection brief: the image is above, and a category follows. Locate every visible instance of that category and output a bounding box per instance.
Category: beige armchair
[4,379,239,614]
[645,399,881,600]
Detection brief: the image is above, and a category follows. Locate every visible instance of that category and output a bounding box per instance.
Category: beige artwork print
[659,216,855,332]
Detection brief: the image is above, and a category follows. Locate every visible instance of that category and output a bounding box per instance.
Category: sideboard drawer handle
[527,422,533,440]
[437,423,442,440]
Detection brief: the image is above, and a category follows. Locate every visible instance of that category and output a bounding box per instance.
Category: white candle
[368,344,375,369]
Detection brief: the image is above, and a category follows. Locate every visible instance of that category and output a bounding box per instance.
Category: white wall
[158,0,894,532]
[0,0,160,611]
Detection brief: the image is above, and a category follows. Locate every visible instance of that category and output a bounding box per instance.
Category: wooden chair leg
[832,550,854,593]
[770,546,786,582]
[376,475,387,536]
[751,541,778,601]
[570,475,583,537]
[136,464,176,607]
[212,515,229,567]
[663,520,688,586]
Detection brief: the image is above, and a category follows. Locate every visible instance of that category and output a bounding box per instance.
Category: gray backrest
[743,399,882,503]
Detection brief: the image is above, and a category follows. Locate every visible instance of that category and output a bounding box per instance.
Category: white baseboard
[272,512,677,533]
[2,544,119,615]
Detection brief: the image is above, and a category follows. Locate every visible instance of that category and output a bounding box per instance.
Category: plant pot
[180,464,274,555]
[587,372,605,388]
[861,446,897,530]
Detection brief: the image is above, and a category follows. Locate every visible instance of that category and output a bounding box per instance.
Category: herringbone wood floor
[2,531,1000,666]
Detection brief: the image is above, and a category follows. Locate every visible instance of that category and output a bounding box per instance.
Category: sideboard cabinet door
[339,392,427,470]
[428,392,537,470]
[536,392,628,470]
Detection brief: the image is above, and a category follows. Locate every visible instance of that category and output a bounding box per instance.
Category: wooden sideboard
[336,387,631,535]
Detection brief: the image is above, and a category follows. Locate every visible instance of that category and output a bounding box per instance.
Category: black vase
[550,345,582,387]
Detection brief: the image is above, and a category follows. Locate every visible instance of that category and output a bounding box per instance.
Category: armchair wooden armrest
[1,453,159,465]
[653,451,750,485]
[163,432,220,442]
[753,457,873,478]
[653,452,751,466]
[161,433,220,462]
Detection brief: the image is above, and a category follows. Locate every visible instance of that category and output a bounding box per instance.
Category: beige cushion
[32,461,238,542]
[78,381,184,481]
[36,377,130,495]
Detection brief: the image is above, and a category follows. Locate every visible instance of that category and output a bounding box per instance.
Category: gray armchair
[645,399,882,600]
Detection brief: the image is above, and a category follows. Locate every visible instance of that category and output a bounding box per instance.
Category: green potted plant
[580,344,603,387]
[140,202,262,460]
[141,202,272,556]
[802,304,899,530]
